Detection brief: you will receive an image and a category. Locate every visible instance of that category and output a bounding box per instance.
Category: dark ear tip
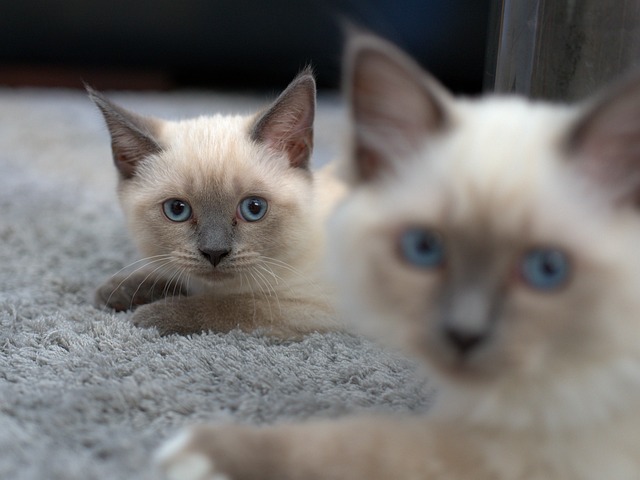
[83,82,101,99]
[298,65,315,77]
[84,83,110,110]
[292,67,316,91]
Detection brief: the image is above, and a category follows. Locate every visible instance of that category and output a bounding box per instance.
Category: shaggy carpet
[0,87,433,479]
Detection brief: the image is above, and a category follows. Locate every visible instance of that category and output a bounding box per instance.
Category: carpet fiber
[0,88,433,479]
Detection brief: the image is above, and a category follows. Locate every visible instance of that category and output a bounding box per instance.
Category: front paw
[130,302,174,333]
[130,301,197,335]
[94,271,188,312]
[156,428,231,480]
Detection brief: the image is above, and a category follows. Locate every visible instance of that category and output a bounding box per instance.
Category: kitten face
[89,71,317,293]
[122,116,313,290]
[332,36,640,397]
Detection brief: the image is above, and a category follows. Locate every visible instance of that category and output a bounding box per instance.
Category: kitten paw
[94,271,188,312]
[156,429,230,480]
[130,301,195,335]
[130,302,169,331]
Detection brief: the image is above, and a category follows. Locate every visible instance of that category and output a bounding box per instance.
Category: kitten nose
[443,325,487,356]
[200,248,231,267]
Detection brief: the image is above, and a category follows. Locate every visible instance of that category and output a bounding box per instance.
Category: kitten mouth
[429,351,499,383]
[208,271,234,280]
[195,268,236,282]
[423,340,493,380]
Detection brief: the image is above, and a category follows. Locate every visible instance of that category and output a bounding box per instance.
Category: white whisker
[258,256,314,283]
[249,270,273,324]
[102,256,176,312]
[242,272,257,324]
[256,263,280,286]
[253,267,282,317]
[109,254,174,279]
[259,256,332,305]
[128,259,178,310]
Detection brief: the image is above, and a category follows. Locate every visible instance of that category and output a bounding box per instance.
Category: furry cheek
[356,235,443,351]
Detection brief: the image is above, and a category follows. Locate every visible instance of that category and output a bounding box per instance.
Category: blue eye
[162,199,192,222]
[521,248,570,291]
[238,197,268,222]
[399,228,445,269]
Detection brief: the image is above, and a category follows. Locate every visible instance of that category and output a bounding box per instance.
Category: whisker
[256,263,280,286]
[108,254,174,279]
[242,272,257,325]
[148,262,179,300]
[258,256,314,282]
[249,270,273,324]
[258,256,332,304]
[161,264,187,306]
[102,256,176,312]
[128,259,179,310]
[254,263,296,297]
[253,267,282,317]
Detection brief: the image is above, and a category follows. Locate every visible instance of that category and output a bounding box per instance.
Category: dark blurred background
[0,0,492,93]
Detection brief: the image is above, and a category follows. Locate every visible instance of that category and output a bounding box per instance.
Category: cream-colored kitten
[90,71,344,336]
[156,36,640,479]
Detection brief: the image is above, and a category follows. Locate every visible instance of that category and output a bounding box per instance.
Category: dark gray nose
[200,248,231,267]
[443,325,487,356]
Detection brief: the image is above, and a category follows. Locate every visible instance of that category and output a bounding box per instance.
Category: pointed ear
[250,68,315,170]
[566,71,640,204]
[344,34,454,183]
[86,85,163,179]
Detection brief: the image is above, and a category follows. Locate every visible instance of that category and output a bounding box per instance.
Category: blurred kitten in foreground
[157,34,640,479]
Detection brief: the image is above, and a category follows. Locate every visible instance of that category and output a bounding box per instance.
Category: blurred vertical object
[485,0,640,101]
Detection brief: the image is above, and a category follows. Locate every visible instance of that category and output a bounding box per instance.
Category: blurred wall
[0,0,491,92]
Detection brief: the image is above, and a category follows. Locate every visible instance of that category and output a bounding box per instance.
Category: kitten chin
[89,70,346,337]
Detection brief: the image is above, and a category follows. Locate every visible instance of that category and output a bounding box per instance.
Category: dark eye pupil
[248,200,262,215]
[399,228,444,269]
[171,201,185,215]
[417,235,436,253]
[538,252,562,277]
[542,259,556,275]
[521,248,569,291]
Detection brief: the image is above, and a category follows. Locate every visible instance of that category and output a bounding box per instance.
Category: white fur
[156,429,229,480]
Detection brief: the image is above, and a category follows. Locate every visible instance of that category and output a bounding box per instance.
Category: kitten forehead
[437,97,575,189]
[135,114,301,200]
[363,96,608,246]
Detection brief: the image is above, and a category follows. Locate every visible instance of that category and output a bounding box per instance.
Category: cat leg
[129,293,339,336]
[155,416,458,480]
[94,270,189,312]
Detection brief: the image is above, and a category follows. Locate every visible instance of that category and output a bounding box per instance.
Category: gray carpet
[0,88,433,479]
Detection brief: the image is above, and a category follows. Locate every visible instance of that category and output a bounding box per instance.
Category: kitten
[89,71,345,336]
[155,35,640,479]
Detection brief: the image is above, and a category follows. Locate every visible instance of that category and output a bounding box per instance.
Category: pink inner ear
[251,73,316,170]
[348,40,450,182]
[113,151,137,179]
[569,91,640,204]
[260,119,312,168]
[285,139,311,169]
[354,146,387,182]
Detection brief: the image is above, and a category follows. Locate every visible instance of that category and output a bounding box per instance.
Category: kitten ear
[566,72,640,204]
[345,34,454,182]
[86,85,163,179]
[250,69,315,170]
